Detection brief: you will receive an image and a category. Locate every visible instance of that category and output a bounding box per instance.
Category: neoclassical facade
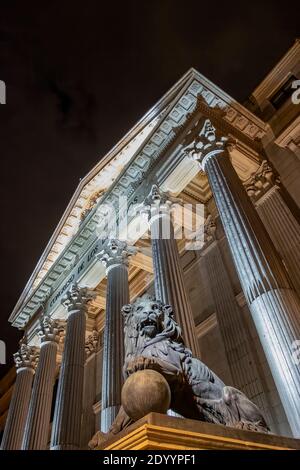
[1,40,300,449]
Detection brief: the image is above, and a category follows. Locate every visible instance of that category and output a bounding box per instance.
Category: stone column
[183,118,300,437]
[22,317,64,450]
[50,283,95,450]
[0,341,38,450]
[97,240,137,433]
[139,184,200,357]
[81,329,101,448]
[202,217,274,428]
[244,161,300,296]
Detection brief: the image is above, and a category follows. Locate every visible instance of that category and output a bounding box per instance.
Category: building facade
[1,40,300,450]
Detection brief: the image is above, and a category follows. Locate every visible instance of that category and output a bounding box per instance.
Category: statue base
[96,413,300,450]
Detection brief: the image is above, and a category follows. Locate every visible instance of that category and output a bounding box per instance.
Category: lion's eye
[152,304,158,310]
[137,306,143,311]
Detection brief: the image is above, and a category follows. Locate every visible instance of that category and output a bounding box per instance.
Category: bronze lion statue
[89,295,268,448]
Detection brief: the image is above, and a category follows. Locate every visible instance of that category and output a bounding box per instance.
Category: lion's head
[121,294,183,365]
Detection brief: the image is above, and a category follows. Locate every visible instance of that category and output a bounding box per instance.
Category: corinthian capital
[61,283,96,313]
[13,340,39,371]
[134,184,182,221]
[182,118,235,170]
[38,314,66,344]
[97,239,138,269]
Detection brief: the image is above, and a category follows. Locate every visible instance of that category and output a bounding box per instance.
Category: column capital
[38,315,65,345]
[182,118,235,170]
[135,184,182,223]
[61,283,96,313]
[13,341,39,372]
[97,239,138,270]
[243,160,280,203]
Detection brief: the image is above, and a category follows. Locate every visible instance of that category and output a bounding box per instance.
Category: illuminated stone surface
[97,413,300,450]
[97,240,138,433]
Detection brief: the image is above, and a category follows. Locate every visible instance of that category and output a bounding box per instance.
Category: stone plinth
[96,413,300,450]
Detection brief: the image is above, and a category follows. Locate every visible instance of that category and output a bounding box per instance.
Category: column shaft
[256,187,300,295]
[101,264,129,432]
[204,240,275,428]
[50,308,86,449]
[22,341,58,449]
[1,368,34,449]
[205,150,300,437]
[151,216,200,356]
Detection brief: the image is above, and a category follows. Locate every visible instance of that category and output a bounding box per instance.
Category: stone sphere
[121,369,171,420]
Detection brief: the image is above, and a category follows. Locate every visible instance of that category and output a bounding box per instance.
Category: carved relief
[80,188,106,222]
[85,329,102,358]
[243,160,280,203]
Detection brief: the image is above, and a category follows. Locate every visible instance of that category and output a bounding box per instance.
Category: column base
[101,405,121,433]
[50,444,80,450]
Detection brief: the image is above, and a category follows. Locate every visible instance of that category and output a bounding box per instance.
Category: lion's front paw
[88,430,107,449]
[126,356,158,375]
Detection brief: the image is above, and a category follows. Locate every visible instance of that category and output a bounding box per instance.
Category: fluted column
[97,240,137,433]
[81,330,101,448]
[1,341,38,450]
[22,317,64,449]
[50,284,95,450]
[203,220,274,428]
[183,118,300,437]
[244,163,300,296]
[139,185,200,356]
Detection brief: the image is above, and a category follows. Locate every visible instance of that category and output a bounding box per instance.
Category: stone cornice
[195,313,217,338]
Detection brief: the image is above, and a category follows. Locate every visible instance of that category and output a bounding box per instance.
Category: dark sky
[0,0,299,378]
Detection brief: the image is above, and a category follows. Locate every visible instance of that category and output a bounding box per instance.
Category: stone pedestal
[96,413,300,450]
[0,342,38,450]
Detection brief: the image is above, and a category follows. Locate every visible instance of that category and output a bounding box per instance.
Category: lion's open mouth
[141,318,157,328]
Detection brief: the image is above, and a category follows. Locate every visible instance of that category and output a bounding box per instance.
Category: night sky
[0,0,299,378]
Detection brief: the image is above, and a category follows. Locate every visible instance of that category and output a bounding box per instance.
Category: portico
[3,61,300,448]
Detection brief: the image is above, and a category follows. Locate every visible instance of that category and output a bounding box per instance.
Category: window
[269,75,297,110]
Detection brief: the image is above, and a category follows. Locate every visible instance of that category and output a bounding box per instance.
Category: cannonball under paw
[121,369,171,420]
